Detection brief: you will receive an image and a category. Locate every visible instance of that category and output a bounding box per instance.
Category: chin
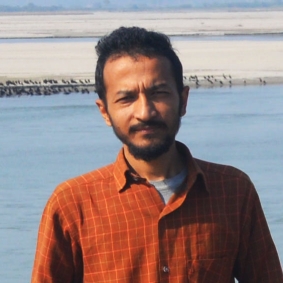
[127,138,174,162]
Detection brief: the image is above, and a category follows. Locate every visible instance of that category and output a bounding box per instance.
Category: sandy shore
[1,10,283,38]
[0,10,283,88]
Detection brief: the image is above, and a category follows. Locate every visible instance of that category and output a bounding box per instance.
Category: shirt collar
[113,141,209,193]
[113,148,130,191]
[176,141,210,194]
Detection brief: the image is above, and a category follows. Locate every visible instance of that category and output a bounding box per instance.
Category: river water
[0,84,282,282]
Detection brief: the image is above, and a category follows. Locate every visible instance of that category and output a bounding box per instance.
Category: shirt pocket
[184,222,239,259]
[187,257,234,283]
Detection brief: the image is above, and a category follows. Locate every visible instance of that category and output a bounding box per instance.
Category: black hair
[95,26,184,102]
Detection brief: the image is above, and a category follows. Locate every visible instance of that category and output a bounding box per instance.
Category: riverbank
[1,10,283,38]
[0,10,283,90]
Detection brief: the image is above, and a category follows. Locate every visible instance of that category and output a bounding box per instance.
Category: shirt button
[162,266,170,273]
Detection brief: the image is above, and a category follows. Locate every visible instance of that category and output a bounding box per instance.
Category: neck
[123,141,185,181]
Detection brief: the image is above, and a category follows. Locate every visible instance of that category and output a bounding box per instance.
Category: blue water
[0,34,282,44]
[0,85,283,282]
[0,37,99,44]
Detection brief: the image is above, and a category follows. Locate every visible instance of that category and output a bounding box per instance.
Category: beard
[109,116,181,162]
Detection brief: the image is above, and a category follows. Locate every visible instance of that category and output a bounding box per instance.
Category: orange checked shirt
[32,142,283,283]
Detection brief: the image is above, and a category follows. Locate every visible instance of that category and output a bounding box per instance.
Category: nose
[134,94,157,121]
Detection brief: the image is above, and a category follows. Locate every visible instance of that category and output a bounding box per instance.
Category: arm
[234,186,283,282]
[31,194,83,283]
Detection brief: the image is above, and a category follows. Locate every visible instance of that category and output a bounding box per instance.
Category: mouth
[129,121,167,134]
[136,126,159,135]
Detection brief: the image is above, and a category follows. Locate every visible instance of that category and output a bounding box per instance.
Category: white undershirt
[149,168,187,204]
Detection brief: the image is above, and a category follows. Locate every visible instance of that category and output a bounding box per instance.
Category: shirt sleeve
[234,184,283,282]
[31,192,83,283]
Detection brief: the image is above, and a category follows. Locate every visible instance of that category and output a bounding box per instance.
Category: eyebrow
[148,83,170,91]
[116,90,134,96]
[116,83,170,96]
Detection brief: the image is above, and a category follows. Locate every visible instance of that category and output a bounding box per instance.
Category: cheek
[108,107,133,127]
[157,101,179,118]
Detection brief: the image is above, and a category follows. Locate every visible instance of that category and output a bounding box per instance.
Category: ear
[96,99,112,127]
[180,86,189,117]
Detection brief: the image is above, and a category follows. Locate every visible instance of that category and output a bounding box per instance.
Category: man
[31,27,283,282]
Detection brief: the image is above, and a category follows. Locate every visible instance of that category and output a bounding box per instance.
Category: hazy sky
[0,0,279,6]
[0,0,280,7]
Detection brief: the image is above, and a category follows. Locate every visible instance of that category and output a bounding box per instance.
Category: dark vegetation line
[0,74,270,98]
[0,78,95,97]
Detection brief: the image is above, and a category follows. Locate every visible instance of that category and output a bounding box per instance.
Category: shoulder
[195,158,251,181]
[57,163,115,193]
[193,158,263,224]
[39,163,117,237]
[47,163,116,209]
[178,141,252,186]
[194,158,257,198]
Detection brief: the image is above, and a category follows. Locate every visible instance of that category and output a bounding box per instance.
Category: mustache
[129,120,167,133]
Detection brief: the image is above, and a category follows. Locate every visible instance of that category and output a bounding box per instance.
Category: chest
[76,184,239,282]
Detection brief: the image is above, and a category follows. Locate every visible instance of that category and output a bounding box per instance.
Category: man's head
[95,26,184,104]
[95,27,189,162]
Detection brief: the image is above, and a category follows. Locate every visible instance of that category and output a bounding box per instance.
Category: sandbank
[0,10,283,88]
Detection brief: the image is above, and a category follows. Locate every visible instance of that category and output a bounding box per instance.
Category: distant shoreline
[0,6,283,15]
[1,75,282,98]
[1,10,283,38]
[0,10,282,91]
[1,32,283,40]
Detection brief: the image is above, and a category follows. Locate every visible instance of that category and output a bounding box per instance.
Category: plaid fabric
[31,142,283,283]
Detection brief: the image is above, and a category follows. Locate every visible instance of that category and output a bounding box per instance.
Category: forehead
[103,54,174,85]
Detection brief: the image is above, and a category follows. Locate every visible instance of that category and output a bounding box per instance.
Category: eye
[152,90,169,97]
[116,94,136,103]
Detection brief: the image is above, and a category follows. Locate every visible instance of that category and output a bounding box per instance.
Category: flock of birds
[0,74,267,97]
[185,74,233,87]
[184,74,267,88]
[0,78,95,97]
